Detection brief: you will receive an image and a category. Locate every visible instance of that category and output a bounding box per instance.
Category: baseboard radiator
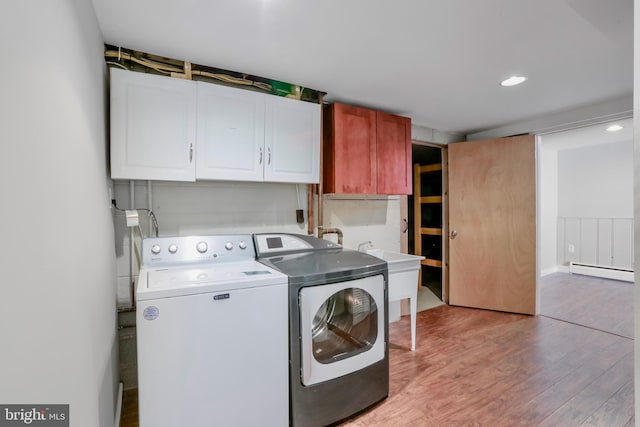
[569,262,634,283]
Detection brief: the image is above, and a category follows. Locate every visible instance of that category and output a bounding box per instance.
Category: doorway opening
[409,142,446,303]
[538,119,634,336]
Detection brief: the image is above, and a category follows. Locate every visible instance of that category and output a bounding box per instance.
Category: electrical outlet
[568,244,575,253]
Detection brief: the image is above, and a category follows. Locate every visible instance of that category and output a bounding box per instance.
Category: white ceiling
[90,0,633,136]
[541,117,633,151]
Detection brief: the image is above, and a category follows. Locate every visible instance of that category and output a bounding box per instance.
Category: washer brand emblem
[143,306,159,321]
[213,293,230,301]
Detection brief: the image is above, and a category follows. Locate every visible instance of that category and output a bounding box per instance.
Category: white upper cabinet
[110,68,320,183]
[196,82,266,181]
[265,95,321,183]
[110,68,197,181]
[196,82,320,183]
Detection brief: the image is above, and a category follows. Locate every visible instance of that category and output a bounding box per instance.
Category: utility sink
[366,249,424,351]
[366,249,424,275]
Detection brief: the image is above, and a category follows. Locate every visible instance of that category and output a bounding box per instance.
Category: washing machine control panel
[142,235,254,267]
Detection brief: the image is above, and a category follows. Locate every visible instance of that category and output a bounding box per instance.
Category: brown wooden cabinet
[323,103,412,194]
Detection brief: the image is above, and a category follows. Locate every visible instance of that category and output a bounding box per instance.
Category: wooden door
[448,135,536,315]
[376,111,412,194]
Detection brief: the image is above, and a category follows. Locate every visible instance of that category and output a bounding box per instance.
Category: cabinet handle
[189,143,193,163]
[451,229,458,239]
[259,147,263,165]
[267,147,271,165]
[402,218,408,233]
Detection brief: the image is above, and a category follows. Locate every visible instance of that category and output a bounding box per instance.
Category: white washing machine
[136,234,289,427]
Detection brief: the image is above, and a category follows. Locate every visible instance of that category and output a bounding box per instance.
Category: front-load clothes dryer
[254,233,389,427]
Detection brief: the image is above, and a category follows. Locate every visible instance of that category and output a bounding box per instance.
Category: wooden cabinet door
[110,68,196,181]
[376,111,411,194]
[448,135,537,315]
[196,82,266,181]
[323,103,377,193]
[264,96,321,183]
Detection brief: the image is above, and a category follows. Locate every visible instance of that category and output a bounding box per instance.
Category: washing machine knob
[225,242,234,251]
[238,241,247,250]
[196,241,208,253]
[151,244,161,255]
[168,244,178,254]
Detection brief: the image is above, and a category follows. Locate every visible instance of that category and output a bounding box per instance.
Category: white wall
[322,196,402,251]
[539,137,634,272]
[557,141,633,218]
[113,180,310,306]
[539,145,559,274]
[554,141,634,269]
[412,124,463,144]
[0,2,118,426]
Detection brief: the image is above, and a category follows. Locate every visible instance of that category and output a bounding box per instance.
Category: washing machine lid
[258,250,387,286]
[137,261,287,300]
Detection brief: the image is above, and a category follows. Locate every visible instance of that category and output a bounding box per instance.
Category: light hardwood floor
[121,273,634,426]
[540,272,633,338]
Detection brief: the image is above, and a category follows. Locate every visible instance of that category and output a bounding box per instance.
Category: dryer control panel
[254,233,341,257]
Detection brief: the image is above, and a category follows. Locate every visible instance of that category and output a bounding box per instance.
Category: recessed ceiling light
[606,124,623,132]
[500,76,527,87]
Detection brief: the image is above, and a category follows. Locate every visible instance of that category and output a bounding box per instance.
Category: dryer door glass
[299,274,385,386]
[311,287,378,364]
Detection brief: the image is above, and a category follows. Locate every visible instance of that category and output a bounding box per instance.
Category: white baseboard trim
[114,382,123,427]
[569,262,634,283]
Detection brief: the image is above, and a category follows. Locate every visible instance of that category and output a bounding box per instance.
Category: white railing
[557,217,634,271]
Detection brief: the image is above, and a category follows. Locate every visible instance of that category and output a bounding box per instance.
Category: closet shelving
[413,163,444,272]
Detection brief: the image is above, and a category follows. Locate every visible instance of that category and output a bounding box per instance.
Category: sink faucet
[357,241,373,252]
[317,226,343,245]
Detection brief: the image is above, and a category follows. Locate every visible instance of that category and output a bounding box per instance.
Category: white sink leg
[410,296,417,351]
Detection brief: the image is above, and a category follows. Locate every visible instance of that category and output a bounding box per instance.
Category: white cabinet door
[264,96,321,183]
[110,68,319,184]
[110,68,196,181]
[196,82,266,181]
